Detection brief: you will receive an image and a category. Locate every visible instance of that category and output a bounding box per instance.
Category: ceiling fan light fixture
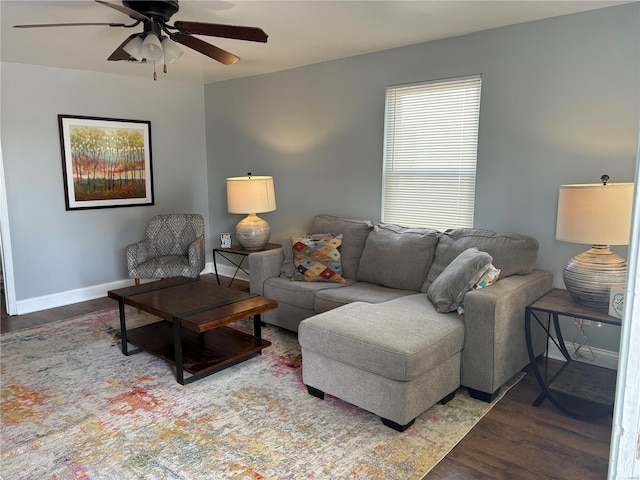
[14,0,269,80]
[161,37,183,65]
[123,35,144,61]
[141,32,163,61]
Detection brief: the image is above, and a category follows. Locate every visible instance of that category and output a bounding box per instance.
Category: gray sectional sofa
[249,214,552,430]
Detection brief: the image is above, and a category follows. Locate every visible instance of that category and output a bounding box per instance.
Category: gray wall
[1,4,637,353]
[1,63,209,301]
[205,4,639,352]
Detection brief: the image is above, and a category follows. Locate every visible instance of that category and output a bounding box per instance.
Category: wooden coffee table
[107,277,277,385]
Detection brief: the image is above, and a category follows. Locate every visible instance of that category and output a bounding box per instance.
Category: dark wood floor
[1,274,612,479]
[429,370,612,479]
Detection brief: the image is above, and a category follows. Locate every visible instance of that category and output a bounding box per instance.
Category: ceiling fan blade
[94,0,151,23]
[174,21,268,43]
[107,33,139,61]
[14,22,127,28]
[171,33,239,65]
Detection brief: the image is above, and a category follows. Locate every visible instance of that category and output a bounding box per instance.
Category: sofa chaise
[249,214,552,430]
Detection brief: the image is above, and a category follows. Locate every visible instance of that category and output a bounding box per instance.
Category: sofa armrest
[248,247,285,296]
[461,269,553,397]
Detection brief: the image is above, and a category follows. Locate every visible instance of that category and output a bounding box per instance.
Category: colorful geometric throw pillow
[457,264,501,314]
[291,234,346,284]
[280,233,334,278]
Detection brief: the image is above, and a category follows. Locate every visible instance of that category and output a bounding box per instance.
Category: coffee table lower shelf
[126,322,271,384]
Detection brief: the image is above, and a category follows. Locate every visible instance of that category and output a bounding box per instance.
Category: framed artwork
[58,114,154,210]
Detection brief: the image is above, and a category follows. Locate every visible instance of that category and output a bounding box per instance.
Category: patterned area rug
[1,307,522,479]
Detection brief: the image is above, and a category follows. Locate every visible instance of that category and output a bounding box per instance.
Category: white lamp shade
[161,37,183,64]
[227,176,276,214]
[123,35,144,61]
[141,33,163,61]
[556,182,634,245]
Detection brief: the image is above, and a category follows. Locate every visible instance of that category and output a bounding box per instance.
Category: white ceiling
[0,0,630,84]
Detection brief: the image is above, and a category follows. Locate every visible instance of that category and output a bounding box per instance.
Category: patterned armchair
[126,214,205,283]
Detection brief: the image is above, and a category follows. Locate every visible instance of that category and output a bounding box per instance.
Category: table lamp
[555,175,634,307]
[227,174,276,250]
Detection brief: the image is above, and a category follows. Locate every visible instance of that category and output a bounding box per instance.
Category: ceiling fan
[14,0,268,79]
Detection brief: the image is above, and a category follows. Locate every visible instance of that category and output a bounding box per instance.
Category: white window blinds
[382,75,481,231]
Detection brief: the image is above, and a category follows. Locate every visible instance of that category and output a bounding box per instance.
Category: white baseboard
[546,339,619,370]
[16,278,137,315]
[14,261,242,315]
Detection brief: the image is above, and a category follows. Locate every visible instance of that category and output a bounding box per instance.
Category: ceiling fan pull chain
[153,61,157,81]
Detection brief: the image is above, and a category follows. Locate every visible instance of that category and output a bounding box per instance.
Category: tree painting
[69,125,147,201]
[59,115,153,210]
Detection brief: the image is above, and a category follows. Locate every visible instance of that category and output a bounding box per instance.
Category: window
[382,75,481,231]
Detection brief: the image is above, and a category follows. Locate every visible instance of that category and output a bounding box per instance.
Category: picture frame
[58,114,154,210]
[220,233,232,248]
[609,287,625,319]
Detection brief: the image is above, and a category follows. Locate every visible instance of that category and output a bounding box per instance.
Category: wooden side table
[213,243,281,287]
[525,288,621,420]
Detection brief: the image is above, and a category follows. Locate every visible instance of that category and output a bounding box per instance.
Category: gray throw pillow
[422,228,538,292]
[427,247,493,313]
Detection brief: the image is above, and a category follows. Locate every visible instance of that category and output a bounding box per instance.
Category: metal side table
[525,288,620,420]
[213,243,281,287]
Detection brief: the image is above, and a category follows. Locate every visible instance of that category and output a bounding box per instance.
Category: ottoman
[298,295,465,431]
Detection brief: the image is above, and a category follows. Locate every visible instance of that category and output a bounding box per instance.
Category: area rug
[1,307,522,480]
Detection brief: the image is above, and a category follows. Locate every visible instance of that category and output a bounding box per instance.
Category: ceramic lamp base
[235,213,270,251]
[563,245,627,307]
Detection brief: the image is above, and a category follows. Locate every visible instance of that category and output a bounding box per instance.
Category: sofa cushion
[299,294,465,382]
[280,233,333,278]
[314,282,416,313]
[308,214,373,279]
[133,255,191,278]
[422,228,539,292]
[357,223,439,291]
[291,234,346,284]
[427,248,493,313]
[264,276,356,311]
